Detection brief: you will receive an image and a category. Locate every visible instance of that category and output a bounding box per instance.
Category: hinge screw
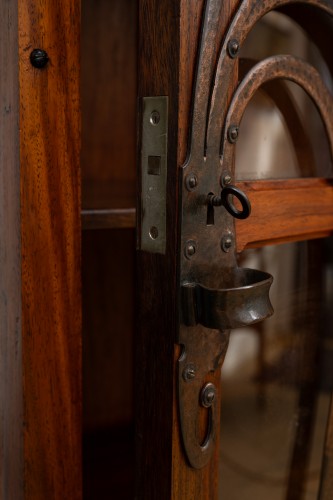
[227,125,239,143]
[30,49,49,69]
[185,241,196,259]
[201,383,216,408]
[183,364,196,382]
[227,39,240,58]
[186,173,198,191]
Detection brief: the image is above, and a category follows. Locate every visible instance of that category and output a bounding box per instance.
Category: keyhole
[207,193,215,225]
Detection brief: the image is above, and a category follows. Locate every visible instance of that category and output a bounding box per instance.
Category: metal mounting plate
[140,96,168,254]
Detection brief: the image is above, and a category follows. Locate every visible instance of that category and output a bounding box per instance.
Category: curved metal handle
[182,268,273,329]
[179,268,273,468]
[208,184,251,220]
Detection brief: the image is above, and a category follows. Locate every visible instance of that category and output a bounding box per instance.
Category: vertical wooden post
[1,0,82,498]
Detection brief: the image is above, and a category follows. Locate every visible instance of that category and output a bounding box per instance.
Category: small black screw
[201,383,216,408]
[30,49,49,69]
[185,241,196,259]
[185,173,198,191]
[227,39,240,58]
[183,364,196,382]
[227,125,239,144]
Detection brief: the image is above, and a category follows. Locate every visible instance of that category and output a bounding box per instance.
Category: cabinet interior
[81,0,137,497]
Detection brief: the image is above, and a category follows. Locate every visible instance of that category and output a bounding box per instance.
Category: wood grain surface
[236,178,333,251]
[319,398,333,500]
[0,1,23,498]
[18,0,82,498]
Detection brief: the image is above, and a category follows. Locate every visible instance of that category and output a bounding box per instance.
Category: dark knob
[30,49,49,69]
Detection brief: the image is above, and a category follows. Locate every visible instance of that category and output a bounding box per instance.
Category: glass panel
[235,11,333,180]
[218,238,333,499]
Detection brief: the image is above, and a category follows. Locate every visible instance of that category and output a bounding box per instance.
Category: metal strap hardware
[178,0,333,470]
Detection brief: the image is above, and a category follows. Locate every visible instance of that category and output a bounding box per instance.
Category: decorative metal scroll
[178,0,333,470]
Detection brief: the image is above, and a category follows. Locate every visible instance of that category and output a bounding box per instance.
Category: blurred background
[219,10,333,500]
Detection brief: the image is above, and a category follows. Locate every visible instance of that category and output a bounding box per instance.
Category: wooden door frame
[0,0,81,498]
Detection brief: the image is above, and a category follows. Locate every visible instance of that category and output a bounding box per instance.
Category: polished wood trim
[18,0,82,497]
[81,208,136,230]
[0,1,23,498]
[236,178,333,251]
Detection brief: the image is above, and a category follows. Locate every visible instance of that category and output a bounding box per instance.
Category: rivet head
[201,383,216,408]
[222,235,233,253]
[30,49,49,69]
[227,38,240,58]
[185,174,198,191]
[223,174,232,185]
[185,241,196,259]
[183,364,196,382]
[227,125,239,143]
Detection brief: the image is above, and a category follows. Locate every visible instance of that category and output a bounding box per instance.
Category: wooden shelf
[81,179,136,229]
[81,208,136,230]
[236,178,333,251]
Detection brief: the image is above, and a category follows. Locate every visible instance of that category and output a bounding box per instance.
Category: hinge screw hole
[149,226,159,239]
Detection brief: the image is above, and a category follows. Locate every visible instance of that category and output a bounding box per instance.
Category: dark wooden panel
[319,400,333,500]
[83,426,135,500]
[82,178,136,211]
[0,1,23,498]
[136,0,180,498]
[82,230,134,430]
[18,0,82,497]
[236,178,333,251]
[81,0,137,210]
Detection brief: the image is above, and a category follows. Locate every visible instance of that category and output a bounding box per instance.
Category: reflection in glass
[218,238,333,499]
[235,11,333,180]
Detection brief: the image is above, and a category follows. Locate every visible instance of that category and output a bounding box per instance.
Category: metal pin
[227,125,239,143]
[186,174,198,191]
[183,364,196,382]
[185,241,197,259]
[227,39,240,58]
[201,383,216,408]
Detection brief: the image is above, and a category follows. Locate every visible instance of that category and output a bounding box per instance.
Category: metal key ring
[220,185,251,220]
